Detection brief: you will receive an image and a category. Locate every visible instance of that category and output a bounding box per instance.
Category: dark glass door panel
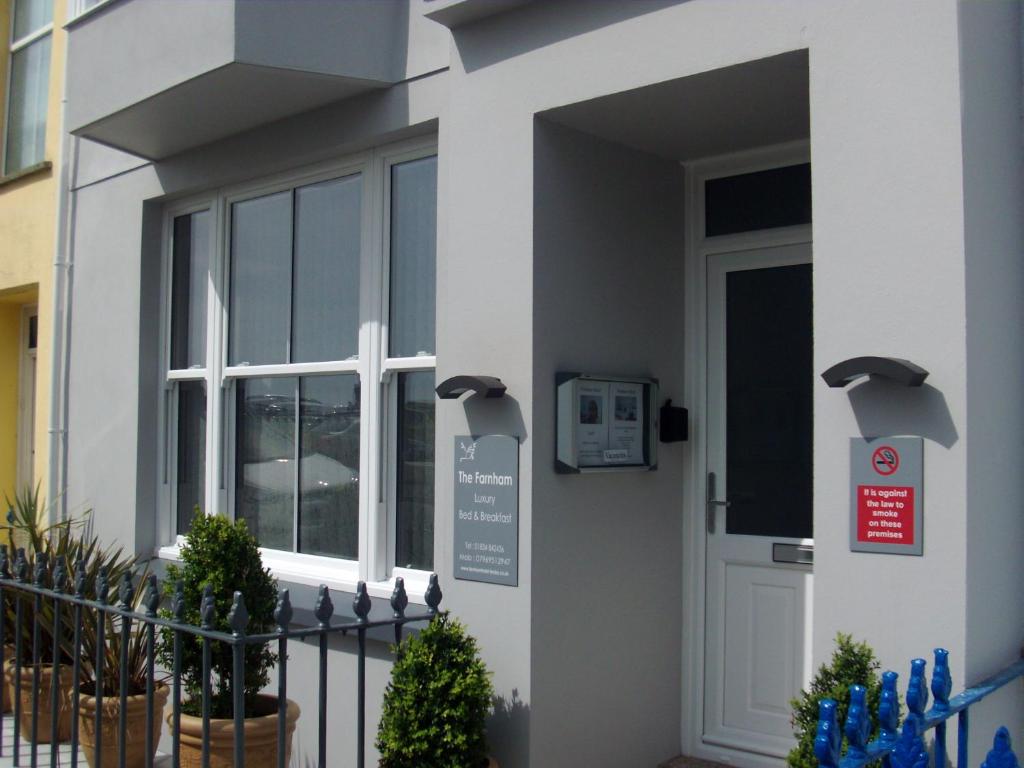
[725,264,812,538]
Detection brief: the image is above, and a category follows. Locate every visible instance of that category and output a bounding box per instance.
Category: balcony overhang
[423,0,533,28]
[66,0,411,159]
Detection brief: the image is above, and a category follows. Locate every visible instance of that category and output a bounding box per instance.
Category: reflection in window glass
[5,35,51,174]
[395,371,434,570]
[176,381,206,535]
[298,375,360,558]
[292,176,362,363]
[389,157,437,358]
[235,377,296,551]
[229,192,292,366]
[13,0,51,41]
[171,211,210,370]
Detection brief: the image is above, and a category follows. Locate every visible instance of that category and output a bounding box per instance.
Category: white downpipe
[46,36,77,523]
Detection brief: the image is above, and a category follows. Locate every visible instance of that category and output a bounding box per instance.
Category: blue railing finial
[907,657,929,716]
[982,727,1020,768]
[879,670,900,745]
[845,684,871,758]
[814,698,841,768]
[931,648,952,712]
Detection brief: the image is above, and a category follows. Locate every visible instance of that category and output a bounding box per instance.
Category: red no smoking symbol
[872,445,900,476]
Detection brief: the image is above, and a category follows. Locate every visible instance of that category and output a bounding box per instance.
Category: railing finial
[200,583,216,629]
[274,588,292,631]
[52,559,67,593]
[314,584,334,628]
[14,548,26,583]
[425,573,443,615]
[390,577,408,619]
[144,573,160,617]
[931,648,952,711]
[813,698,840,768]
[33,551,47,587]
[172,580,186,622]
[228,591,248,636]
[74,558,86,597]
[0,544,9,579]
[119,571,134,610]
[878,670,899,745]
[907,658,929,716]
[844,684,870,757]
[96,565,109,604]
[353,581,371,623]
[982,727,1020,768]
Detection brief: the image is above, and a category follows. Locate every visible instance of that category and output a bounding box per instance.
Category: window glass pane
[298,375,359,558]
[395,371,434,570]
[726,265,812,538]
[171,211,210,370]
[292,175,361,363]
[176,381,206,535]
[5,35,50,174]
[229,191,292,366]
[13,0,52,40]
[235,377,296,551]
[705,163,811,237]
[389,156,437,358]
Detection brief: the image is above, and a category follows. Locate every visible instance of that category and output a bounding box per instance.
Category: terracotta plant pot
[78,682,170,768]
[1,646,14,713]
[3,662,74,742]
[171,694,300,768]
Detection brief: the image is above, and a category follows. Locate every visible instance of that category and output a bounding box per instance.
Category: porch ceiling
[541,49,809,161]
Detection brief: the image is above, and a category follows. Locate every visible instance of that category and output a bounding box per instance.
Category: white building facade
[53,1,1023,766]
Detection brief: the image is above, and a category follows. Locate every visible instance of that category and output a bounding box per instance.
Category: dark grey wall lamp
[435,375,507,400]
[821,357,929,388]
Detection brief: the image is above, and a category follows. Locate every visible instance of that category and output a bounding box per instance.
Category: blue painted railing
[815,648,1024,768]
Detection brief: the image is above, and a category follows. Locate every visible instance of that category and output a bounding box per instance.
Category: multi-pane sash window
[4,0,51,174]
[164,143,438,584]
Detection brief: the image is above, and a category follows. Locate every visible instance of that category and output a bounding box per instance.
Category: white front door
[702,244,813,762]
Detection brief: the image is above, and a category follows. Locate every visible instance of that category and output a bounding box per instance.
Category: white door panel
[703,245,813,762]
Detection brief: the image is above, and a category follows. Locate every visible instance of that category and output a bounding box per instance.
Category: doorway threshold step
[660,755,734,768]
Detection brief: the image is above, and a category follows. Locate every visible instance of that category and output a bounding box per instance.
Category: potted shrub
[158,512,298,768]
[377,612,497,768]
[788,633,887,768]
[1,486,92,742]
[77,565,170,768]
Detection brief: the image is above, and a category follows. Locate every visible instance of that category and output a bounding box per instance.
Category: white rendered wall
[959,0,1024,757]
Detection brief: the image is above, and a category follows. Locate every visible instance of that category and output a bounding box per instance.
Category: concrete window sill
[0,161,52,188]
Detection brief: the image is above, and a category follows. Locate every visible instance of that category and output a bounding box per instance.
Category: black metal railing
[0,544,442,768]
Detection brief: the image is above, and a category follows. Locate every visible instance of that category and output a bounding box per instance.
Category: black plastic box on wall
[555,373,658,473]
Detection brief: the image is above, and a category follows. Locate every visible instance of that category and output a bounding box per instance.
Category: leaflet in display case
[555,373,658,473]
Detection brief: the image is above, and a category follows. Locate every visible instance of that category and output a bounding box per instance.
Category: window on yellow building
[4,0,51,175]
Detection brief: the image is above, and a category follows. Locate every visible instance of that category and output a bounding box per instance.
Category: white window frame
[16,304,37,491]
[3,0,52,175]
[157,136,438,601]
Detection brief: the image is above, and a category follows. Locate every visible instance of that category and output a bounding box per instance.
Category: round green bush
[377,612,494,768]
[788,633,887,768]
[158,512,278,718]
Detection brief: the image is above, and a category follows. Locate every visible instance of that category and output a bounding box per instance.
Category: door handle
[706,472,731,534]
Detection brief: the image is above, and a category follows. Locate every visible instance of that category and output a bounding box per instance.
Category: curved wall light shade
[435,375,507,400]
[821,357,929,388]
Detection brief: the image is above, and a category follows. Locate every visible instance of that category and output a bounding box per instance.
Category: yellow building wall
[0,303,19,505]
[0,0,67,511]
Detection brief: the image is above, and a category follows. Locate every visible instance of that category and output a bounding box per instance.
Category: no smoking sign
[850,437,923,555]
[872,446,899,476]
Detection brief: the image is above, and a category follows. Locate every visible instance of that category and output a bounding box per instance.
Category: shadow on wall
[846,380,958,448]
[453,0,689,73]
[464,394,529,442]
[490,688,530,765]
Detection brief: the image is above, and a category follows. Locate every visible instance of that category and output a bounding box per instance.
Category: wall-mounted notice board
[555,373,658,473]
